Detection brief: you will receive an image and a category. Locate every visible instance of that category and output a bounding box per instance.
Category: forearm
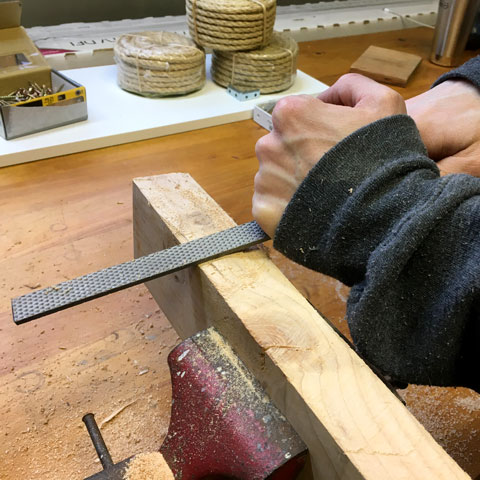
[274,115,434,284]
[274,115,480,391]
[405,54,480,174]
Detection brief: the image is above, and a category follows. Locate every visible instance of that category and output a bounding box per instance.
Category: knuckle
[377,87,398,102]
[251,194,261,216]
[375,87,405,111]
[251,194,267,222]
[338,72,364,85]
[255,134,273,160]
[272,95,311,128]
[255,131,284,163]
[253,171,262,190]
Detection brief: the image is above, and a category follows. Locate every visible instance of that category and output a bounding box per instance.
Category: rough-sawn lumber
[132,173,468,480]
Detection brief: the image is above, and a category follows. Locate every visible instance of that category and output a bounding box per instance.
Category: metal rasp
[11,221,269,325]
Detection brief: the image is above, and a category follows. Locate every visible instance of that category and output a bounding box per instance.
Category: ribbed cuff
[432,55,480,90]
[273,115,431,270]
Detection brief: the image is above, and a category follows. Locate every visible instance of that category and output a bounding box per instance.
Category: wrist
[435,78,480,96]
[273,115,433,282]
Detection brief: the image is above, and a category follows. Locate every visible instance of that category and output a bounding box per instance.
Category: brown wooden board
[133,172,469,480]
[350,45,422,86]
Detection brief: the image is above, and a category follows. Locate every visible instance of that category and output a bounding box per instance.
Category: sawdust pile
[401,384,480,474]
[124,452,174,480]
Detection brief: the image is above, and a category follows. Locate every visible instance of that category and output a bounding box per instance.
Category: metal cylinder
[82,413,114,470]
[430,0,480,66]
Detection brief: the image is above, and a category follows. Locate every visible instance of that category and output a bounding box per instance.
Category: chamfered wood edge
[132,173,468,480]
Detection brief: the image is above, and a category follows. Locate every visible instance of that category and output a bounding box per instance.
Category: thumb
[318,73,402,111]
[436,147,480,177]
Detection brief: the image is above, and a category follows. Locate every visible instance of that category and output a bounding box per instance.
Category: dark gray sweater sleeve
[274,115,480,392]
[433,55,480,89]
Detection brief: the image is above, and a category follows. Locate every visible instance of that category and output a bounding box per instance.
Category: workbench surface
[1,28,479,479]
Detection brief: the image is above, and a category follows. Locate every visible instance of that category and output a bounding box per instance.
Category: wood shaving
[124,452,174,480]
[100,400,136,428]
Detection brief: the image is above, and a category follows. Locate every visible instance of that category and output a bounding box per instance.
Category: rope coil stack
[186,0,276,51]
[211,32,298,93]
[114,31,206,97]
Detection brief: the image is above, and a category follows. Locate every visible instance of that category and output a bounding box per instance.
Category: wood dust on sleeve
[124,452,174,480]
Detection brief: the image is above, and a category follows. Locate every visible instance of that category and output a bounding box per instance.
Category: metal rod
[82,413,114,470]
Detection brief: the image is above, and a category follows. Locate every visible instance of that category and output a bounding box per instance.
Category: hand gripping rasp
[11,221,269,325]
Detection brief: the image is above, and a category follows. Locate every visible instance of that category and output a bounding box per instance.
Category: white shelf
[0,57,328,168]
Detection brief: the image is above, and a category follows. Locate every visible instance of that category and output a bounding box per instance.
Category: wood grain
[133,172,469,480]
[350,45,422,86]
[0,28,479,479]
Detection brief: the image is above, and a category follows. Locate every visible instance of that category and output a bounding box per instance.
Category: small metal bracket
[227,86,260,102]
[253,100,278,131]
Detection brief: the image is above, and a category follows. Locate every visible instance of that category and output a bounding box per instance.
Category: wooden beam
[132,173,468,480]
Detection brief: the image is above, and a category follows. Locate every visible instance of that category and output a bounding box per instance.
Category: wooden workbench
[1,27,479,479]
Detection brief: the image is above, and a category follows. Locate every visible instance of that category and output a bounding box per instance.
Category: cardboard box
[0,1,51,96]
[0,69,88,140]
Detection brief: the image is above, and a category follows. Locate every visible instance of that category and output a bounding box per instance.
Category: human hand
[253,74,406,237]
[406,80,480,176]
